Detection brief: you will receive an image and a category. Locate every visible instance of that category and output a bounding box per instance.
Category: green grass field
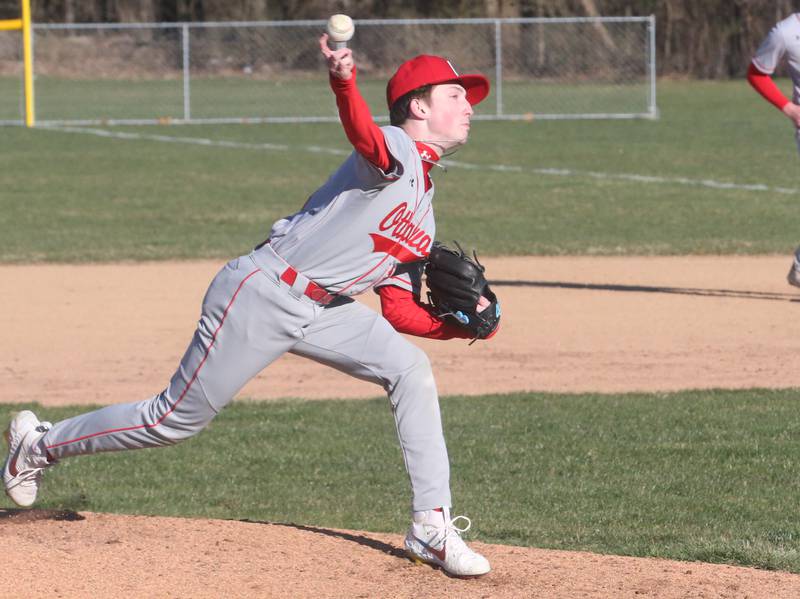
[5,389,800,572]
[1,78,798,261]
[2,78,800,574]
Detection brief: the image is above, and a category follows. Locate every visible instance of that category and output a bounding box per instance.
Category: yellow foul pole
[0,0,33,126]
[21,0,34,127]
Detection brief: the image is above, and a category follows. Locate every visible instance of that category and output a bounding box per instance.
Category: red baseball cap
[386,55,490,109]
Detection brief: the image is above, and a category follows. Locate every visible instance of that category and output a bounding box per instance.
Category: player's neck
[400,121,460,155]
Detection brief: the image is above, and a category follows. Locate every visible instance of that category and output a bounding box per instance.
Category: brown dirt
[3,509,800,598]
[2,256,800,597]
[3,255,799,406]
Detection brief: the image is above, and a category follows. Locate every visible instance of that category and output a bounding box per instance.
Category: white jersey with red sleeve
[753,14,800,102]
[268,125,434,297]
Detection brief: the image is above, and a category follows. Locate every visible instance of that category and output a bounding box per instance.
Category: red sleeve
[378,285,473,340]
[329,67,393,172]
[748,63,790,110]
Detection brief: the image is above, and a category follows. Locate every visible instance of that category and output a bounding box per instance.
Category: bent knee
[402,346,433,375]
[152,419,204,444]
[389,347,436,393]
[144,393,217,445]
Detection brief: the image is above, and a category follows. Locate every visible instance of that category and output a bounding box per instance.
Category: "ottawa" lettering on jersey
[374,202,432,262]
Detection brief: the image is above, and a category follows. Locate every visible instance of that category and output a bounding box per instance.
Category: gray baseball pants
[41,244,451,511]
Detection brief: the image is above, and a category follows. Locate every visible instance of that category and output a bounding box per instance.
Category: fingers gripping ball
[424,241,501,340]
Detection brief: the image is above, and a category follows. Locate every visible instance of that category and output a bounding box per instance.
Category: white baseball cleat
[788,246,800,288]
[404,507,491,577]
[3,410,52,507]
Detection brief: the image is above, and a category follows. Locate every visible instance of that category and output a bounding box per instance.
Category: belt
[279,266,336,306]
[251,240,337,306]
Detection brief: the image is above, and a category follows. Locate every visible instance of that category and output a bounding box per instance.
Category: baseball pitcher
[747,13,800,287]
[3,33,500,577]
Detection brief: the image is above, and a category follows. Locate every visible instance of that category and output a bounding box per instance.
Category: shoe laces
[13,466,45,489]
[423,514,472,548]
[12,422,52,480]
[446,514,471,535]
[443,515,472,548]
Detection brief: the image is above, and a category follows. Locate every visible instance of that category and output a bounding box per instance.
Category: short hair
[389,84,433,126]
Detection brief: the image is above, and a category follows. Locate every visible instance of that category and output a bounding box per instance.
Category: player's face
[426,83,474,147]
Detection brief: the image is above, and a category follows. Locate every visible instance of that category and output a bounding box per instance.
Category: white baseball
[327,14,354,43]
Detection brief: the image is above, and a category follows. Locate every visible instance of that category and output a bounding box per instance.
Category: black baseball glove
[424,241,501,341]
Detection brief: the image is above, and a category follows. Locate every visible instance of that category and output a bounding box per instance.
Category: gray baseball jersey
[39,125,452,512]
[753,14,800,103]
[270,125,434,296]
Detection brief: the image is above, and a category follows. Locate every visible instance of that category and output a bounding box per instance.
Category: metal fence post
[648,14,658,119]
[182,23,191,121]
[494,19,503,117]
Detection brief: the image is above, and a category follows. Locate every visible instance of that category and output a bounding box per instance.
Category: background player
[4,33,495,577]
[747,13,800,287]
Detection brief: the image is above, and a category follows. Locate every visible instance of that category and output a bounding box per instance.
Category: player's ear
[409,97,430,120]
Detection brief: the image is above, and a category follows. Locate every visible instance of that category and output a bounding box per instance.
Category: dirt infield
[2,256,800,597]
[2,256,799,406]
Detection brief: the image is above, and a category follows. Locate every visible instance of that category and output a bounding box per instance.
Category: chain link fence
[2,16,656,126]
[0,28,22,124]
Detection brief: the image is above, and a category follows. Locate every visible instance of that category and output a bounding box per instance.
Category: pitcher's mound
[2,510,800,598]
